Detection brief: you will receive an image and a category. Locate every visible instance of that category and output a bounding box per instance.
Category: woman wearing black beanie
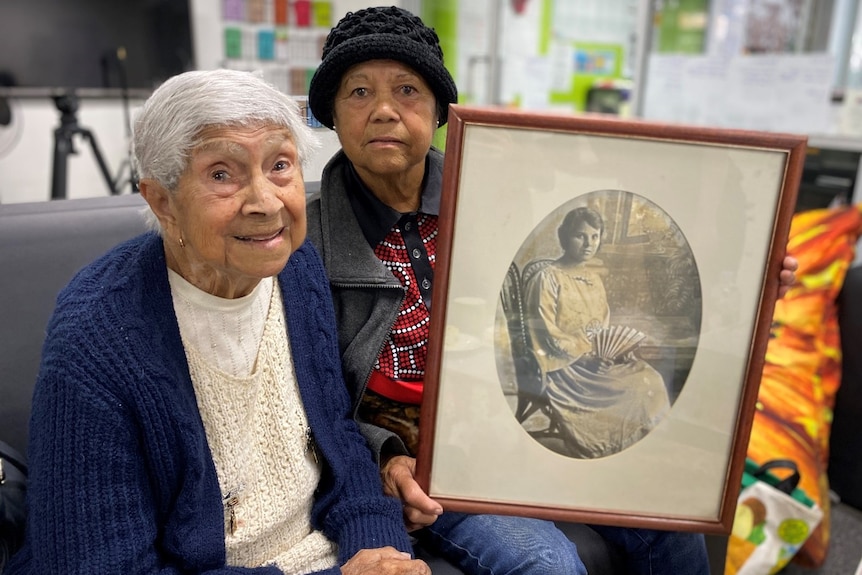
[305,6,792,575]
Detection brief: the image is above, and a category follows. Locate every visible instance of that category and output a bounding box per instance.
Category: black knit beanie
[308,6,458,130]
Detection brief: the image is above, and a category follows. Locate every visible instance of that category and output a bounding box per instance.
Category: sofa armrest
[0,194,149,455]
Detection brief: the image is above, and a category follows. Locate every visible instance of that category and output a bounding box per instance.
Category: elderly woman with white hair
[5,69,428,575]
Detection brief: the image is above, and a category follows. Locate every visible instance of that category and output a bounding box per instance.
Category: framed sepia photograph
[415,104,806,533]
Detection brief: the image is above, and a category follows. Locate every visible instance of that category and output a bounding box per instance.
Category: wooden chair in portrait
[499,259,560,440]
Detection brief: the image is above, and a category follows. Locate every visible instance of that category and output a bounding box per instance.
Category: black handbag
[0,441,27,573]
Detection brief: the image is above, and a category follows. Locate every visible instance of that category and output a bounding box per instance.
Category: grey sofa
[0,190,731,574]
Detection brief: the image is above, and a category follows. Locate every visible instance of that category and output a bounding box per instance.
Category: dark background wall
[0,0,193,90]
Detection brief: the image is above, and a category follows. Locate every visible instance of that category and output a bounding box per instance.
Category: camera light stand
[50,92,119,200]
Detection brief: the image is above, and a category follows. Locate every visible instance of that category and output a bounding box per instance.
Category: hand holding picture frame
[416,104,806,534]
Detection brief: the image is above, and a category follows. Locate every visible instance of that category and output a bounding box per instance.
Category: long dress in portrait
[524,261,670,458]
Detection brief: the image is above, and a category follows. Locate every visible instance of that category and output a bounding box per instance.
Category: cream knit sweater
[170,272,337,573]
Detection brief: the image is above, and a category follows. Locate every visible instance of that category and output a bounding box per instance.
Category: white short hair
[133,68,319,193]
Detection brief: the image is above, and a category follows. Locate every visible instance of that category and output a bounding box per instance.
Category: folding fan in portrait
[592,325,647,361]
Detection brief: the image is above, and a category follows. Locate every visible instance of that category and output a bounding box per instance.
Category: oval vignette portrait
[494,189,703,460]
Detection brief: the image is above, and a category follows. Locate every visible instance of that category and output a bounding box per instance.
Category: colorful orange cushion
[745,204,862,568]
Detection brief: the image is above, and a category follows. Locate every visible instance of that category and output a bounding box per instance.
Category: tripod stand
[50,92,119,200]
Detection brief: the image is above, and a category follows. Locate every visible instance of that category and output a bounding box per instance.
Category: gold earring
[178,237,185,248]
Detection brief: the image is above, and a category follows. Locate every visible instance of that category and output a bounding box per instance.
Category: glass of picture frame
[416,104,806,533]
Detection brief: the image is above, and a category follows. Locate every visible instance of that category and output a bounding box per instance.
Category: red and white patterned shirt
[373,213,437,384]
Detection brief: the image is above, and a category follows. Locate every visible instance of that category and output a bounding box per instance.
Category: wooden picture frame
[416,104,806,533]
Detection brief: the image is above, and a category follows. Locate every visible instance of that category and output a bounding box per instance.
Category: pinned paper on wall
[275,0,288,25]
[312,1,331,28]
[551,0,635,45]
[276,28,290,59]
[247,0,269,24]
[290,68,316,95]
[258,30,275,60]
[644,54,834,134]
[242,28,256,61]
[549,42,574,92]
[223,0,244,21]
[519,56,552,110]
[295,0,311,27]
[225,27,243,59]
[574,47,617,75]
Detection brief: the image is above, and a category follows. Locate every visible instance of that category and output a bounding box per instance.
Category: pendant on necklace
[305,426,319,465]
[224,492,240,535]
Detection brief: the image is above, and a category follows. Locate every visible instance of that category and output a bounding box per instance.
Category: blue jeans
[589,523,709,574]
[418,511,587,575]
[417,511,708,575]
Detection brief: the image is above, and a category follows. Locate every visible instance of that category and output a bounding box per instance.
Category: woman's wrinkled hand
[341,547,430,575]
[380,455,443,531]
[778,255,798,299]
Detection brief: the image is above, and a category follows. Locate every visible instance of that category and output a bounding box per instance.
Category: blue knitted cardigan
[6,233,412,575]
